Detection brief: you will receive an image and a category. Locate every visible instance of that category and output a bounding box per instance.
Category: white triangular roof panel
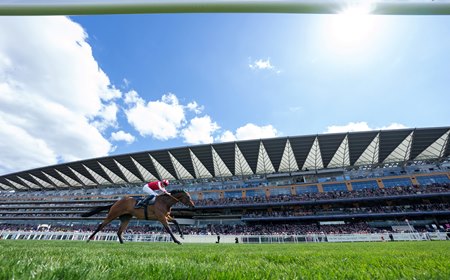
[235,144,253,176]
[30,174,54,189]
[212,146,233,177]
[150,155,176,181]
[115,159,141,183]
[415,130,450,160]
[303,137,323,170]
[55,170,81,187]
[328,135,350,168]
[190,149,213,178]
[279,139,299,172]
[355,133,380,166]
[6,178,27,190]
[98,162,126,184]
[384,131,413,163]
[69,167,96,186]
[0,182,13,190]
[17,176,41,189]
[256,141,275,174]
[169,152,194,180]
[43,172,67,188]
[131,157,158,181]
[83,164,111,185]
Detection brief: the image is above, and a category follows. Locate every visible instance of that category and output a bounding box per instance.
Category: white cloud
[249,58,274,70]
[122,78,130,88]
[378,123,409,130]
[0,16,120,174]
[124,91,279,145]
[91,102,119,131]
[217,130,237,142]
[249,58,282,74]
[324,122,408,133]
[111,130,135,144]
[186,101,204,114]
[123,90,142,104]
[124,92,186,140]
[217,123,279,142]
[235,123,279,140]
[0,117,57,173]
[181,115,220,144]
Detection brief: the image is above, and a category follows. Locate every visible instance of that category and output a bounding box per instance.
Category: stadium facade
[1,126,449,238]
[1,126,449,191]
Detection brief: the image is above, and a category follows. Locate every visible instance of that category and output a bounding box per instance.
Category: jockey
[135,179,170,207]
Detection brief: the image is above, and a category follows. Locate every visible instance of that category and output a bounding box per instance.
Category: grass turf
[0,240,449,280]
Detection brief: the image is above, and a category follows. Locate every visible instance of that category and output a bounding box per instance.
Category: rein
[167,193,180,203]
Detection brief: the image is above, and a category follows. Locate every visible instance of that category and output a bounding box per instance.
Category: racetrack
[1,240,449,280]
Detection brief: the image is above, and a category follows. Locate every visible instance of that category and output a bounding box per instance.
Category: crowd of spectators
[1,202,448,219]
[243,203,450,219]
[0,184,448,220]
[3,221,447,236]
[194,183,450,207]
[2,183,448,207]
[181,223,383,235]
[0,222,386,235]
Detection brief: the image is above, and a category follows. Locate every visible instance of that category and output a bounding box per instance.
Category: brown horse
[81,190,195,244]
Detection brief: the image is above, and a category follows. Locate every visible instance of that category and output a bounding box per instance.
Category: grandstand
[1,126,449,242]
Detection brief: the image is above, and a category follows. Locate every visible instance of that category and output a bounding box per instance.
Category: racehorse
[81,189,195,244]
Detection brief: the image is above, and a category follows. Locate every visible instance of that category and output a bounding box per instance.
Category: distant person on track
[135,179,170,208]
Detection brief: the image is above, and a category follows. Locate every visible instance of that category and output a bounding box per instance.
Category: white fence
[1,231,448,243]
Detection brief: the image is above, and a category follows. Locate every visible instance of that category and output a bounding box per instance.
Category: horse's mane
[168,189,187,194]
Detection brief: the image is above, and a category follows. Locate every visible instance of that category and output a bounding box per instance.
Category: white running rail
[1,231,447,243]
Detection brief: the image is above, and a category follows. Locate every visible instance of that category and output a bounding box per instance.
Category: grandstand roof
[1,126,449,191]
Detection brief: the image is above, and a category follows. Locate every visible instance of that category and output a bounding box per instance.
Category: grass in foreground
[0,240,449,280]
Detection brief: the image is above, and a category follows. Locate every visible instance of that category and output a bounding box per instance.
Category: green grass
[0,240,449,280]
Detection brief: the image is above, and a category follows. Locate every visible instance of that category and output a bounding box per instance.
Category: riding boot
[135,195,154,208]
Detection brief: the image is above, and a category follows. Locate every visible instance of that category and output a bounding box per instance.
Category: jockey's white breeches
[142,185,157,196]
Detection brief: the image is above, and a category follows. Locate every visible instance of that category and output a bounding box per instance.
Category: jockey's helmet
[162,179,169,186]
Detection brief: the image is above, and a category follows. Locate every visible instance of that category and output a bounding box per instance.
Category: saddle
[133,196,156,220]
[133,196,156,208]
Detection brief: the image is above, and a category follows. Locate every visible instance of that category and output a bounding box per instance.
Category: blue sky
[0,12,449,174]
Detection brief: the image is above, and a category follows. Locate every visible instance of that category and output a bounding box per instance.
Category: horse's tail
[81,204,114,217]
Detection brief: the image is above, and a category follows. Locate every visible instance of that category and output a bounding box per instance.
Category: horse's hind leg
[87,214,119,242]
[117,214,132,244]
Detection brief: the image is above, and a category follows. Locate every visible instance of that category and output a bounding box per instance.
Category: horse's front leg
[168,215,184,239]
[159,217,182,245]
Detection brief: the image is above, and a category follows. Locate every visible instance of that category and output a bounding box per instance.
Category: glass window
[224,191,242,198]
[245,189,266,197]
[416,175,450,186]
[202,192,220,199]
[295,185,319,194]
[269,188,291,196]
[322,183,347,192]
[382,178,412,188]
[351,180,378,191]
